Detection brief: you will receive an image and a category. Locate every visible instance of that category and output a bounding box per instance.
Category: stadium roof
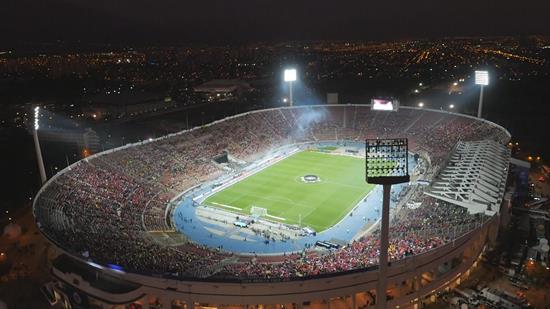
[425,140,510,215]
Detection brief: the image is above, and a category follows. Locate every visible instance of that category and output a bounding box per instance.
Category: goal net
[250,206,268,218]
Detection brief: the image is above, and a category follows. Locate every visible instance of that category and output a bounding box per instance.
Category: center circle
[301,174,321,183]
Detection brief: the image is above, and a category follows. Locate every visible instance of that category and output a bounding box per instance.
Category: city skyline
[2,0,550,45]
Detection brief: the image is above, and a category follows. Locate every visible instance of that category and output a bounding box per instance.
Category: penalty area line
[210,202,241,211]
[265,214,286,221]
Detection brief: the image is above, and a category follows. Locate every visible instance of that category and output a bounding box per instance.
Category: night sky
[2,0,550,45]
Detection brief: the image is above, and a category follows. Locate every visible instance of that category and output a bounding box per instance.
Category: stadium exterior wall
[48,208,499,309]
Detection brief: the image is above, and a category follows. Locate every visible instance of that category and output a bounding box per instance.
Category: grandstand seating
[33,105,510,280]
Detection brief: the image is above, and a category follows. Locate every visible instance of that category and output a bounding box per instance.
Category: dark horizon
[3,0,550,46]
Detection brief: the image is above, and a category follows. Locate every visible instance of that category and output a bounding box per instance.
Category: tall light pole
[365,138,410,309]
[33,106,47,184]
[284,68,297,107]
[475,70,489,118]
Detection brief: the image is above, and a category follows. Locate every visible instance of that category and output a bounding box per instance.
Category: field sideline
[204,150,375,232]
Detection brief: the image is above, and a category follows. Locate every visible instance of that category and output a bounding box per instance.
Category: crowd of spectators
[222,197,486,279]
[34,105,508,280]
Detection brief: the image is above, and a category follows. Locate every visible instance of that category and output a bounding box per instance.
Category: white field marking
[312,150,363,159]
[329,183,374,227]
[210,202,241,211]
[210,150,365,228]
[203,148,301,202]
[265,173,365,227]
[295,163,370,229]
[224,189,316,211]
[265,214,286,221]
[264,195,311,207]
[273,194,310,207]
[246,194,314,222]
[290,185,365,228]
[315,184,376,234]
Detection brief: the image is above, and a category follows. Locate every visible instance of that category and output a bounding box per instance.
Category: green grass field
[204,151,374,231]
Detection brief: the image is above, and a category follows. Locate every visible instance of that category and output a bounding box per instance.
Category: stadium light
[34,106,40,130]
[365,138,409,309]
[33,106,47,184]
[284,68,297,106]
[284,68,297,82]
[475,70,489,86]
[475,70,489,118]
[365,139,409,184]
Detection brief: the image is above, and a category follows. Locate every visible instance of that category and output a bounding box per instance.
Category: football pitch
[204,150,375,232]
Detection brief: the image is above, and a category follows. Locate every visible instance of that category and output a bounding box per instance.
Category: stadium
[33,104,511,309]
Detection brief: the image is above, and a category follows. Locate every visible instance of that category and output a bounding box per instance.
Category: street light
[418,102,424,108]
[449,104,455,109]
[475,70,489,118]
[365,138,410,309]
[33,106,47,184]
[284,68,297,106]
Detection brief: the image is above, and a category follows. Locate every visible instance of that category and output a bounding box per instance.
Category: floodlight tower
[284,68,297,106]
[365,138,410,309]
[33,106,47,184]
[475,70,489,118]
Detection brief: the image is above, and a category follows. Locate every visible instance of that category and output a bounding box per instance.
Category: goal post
[250,206,268,218]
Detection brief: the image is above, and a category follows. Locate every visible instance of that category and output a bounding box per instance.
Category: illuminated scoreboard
[371,98,399,111]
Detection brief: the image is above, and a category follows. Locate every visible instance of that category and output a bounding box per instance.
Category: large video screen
[371,99,398,111]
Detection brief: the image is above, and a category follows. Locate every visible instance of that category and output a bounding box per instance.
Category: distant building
[82,92,177,121]
[194,79,252,102]
[509,157,531,203]
[327,93,339,104]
